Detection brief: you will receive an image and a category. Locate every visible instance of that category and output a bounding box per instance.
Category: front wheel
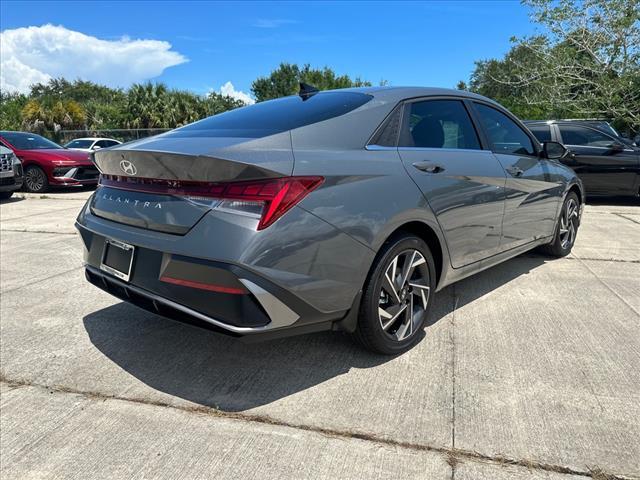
[540,191,580,257]
[353,234,436,355]
[23,165,49,193]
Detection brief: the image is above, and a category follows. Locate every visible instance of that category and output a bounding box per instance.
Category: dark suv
[524,120,639,197]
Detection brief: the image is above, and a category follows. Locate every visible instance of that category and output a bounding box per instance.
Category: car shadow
[83,253,548,411]
[0,195,24,204]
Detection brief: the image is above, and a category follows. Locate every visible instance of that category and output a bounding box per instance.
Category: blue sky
[1,1,538,100]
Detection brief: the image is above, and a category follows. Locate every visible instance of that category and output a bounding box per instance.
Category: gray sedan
[76,86,583,354]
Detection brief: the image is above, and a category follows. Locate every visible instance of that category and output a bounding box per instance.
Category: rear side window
[398,100,480,150]
[167,92,373,138]
[558,125,615,147]
[527,125,552,143]
[474,103,535,155]
[369,104,403,147]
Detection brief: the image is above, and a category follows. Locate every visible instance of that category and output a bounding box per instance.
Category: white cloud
[219,81,255,105]
[0,24,187,93]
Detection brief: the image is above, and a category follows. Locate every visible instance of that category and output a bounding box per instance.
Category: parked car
[77,86,584,355]
[0,145,24,199]
[525,120,640,197]
[0,131,100,193]
[64,137,122,153]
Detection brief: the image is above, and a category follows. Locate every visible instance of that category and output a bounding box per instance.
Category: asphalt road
[1,190,639,480]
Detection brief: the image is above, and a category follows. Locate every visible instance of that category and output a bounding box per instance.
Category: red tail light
[100,175,324,230]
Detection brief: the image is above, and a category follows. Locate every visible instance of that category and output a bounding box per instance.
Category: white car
[64,137,122,152]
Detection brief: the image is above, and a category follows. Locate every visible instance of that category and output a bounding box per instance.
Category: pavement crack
[1,265,84,295]
[0,229,78,235]
[449,285,459,480]
[566,256,640,264]
[613,213,640,225]
[5,379,634,479]
[573,257,640,317]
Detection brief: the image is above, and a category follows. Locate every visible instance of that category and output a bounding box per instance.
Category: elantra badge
[119,160,137,176]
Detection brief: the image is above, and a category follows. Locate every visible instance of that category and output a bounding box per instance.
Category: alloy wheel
[378,249,430,342]
[25,167,45,192]
[559,197,578,249]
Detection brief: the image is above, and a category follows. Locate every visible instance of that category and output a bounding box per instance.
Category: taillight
[99,175,324,230]
[213,177,323,229]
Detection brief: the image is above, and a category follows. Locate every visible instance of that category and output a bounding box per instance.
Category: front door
[557,124,639,196]
[397,98,507,268]
[471,102,563,250]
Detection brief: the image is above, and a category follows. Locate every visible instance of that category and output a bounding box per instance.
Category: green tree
[204,92,246,116]
[125,83,170,128]
[21,98,86,132]
[465,0,640,133]
[0,92,28,130]
[251,63,374,102]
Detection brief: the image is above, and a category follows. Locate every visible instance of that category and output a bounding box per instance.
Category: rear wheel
[353,234,436,355]
[23,166,49,193]
[540,191,580,257]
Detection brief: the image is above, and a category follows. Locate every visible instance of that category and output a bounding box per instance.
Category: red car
[0,131,99,193]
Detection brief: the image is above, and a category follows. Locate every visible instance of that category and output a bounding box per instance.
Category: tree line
[1,0,637,138]
[460,0,639,136]
[0,64,374,138]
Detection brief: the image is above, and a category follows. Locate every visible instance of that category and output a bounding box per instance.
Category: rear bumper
[77,222,348,338]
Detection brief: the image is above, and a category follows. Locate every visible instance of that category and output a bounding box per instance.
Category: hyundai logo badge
[119,160,137,176]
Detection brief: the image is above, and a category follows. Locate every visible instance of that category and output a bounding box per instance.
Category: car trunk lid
[89,133,295,235]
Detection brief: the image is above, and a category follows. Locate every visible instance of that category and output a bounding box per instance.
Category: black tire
[0,191,13,200]
[23,165,49,193]
[353,233,436,355]
[540,191,580,257]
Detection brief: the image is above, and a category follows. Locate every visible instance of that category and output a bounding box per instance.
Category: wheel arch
[337,219,448,334]
[380,220,446,287]
[568,183,583,205]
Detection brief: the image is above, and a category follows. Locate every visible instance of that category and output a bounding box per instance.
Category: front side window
[398,100,480,150]
[527,125,552,143]
[558,125,615,148]
[474,103,535,155]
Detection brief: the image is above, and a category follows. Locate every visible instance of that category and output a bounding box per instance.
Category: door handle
[506,166,524,177]
[413,161,445,174]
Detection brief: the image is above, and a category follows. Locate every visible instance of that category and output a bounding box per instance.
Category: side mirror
[542,141,567,160]
[92,145,102,151]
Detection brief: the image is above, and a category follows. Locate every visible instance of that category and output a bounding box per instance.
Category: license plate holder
[100,238,135,282]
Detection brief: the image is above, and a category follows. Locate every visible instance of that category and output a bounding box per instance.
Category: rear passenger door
[397,98,507,268]
[471,103,562,250]
[557,125,639,196]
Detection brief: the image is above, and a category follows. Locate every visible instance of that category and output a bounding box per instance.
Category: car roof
[524,119,611,125]
[319,86,501,106]
[68,137,119,141]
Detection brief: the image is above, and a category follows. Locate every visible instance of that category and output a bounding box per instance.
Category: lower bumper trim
[86,266,297,335]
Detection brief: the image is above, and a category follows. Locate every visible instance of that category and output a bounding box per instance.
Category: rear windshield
[0,132,62,150]
[166,91,373,138]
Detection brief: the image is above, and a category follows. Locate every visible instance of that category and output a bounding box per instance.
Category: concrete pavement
[1,192,639,479]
